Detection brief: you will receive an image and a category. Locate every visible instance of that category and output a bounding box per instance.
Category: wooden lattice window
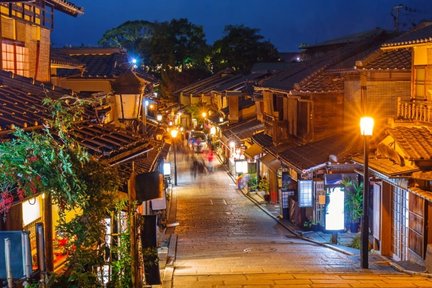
[1,40,29,77]
[413,65,432,101]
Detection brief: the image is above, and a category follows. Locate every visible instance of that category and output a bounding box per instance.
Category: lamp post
[171,128,178,186]
[360,116,374,269]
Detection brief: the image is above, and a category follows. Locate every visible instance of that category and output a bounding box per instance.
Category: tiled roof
[52,48,130,78]
[260,29,391,93]
[46,0,83,16]
[0,70,157,167]
[387,126,432,160]
[252,132,274,148]
[360,48,411,70]
[301,28,388,49]
[0,71,74,133]
[176,69,269,96]
[51,49,84,67]
[352,156,419,177]
[383,22,432,47]
[294,70,344,93]
[258,59,325,91]
[222,118,264,142]
[70,122,152,163]
[279,133,362,171]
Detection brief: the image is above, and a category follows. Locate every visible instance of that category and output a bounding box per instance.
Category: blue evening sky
[52,0,432,52]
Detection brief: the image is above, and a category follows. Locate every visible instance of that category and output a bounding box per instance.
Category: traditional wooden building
[0,0,83,82]
[353,22,432,268]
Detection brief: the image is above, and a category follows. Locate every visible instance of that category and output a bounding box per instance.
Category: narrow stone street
[165,148,432,287]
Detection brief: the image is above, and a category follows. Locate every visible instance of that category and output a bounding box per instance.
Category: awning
[244,143,262,158]
[259,154,281,172]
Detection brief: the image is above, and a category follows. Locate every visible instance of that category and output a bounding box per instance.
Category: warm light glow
[210,126,216,135]
[202,111,207,118]
[22,196,41,226]
[219,117,224,123]
[325,187,345,231]
[156,114,163,122]
[360,116,374,136]
[169,121,173,126]
[149,104,155,110]
[229,141,236,148]
[171,128,179,138]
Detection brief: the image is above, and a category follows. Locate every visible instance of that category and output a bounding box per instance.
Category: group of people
[190,149,216,179]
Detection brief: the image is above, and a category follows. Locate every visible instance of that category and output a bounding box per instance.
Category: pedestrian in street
[207,149,215,173]
[191,156,199,179]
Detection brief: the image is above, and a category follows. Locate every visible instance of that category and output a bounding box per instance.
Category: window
[298,180,313,207]
[2,41,29,77]
[413,66,432,101]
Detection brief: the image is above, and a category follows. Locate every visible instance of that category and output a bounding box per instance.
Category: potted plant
[247,173,258,192]
[258,177,270,201]
[342,178,364,233]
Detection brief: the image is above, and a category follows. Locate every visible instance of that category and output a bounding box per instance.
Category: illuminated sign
[22,196,41,226]
[163,162,171,176]
[325,187,345,231]
[235,160,248,174]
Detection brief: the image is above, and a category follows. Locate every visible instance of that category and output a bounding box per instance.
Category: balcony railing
[397,97,432,123]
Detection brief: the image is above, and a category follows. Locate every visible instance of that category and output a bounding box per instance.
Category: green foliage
[143,247,159,268]
[98,20,155,55]
[110,201,133,288]
[211,25,279,73]
[0,96,95,215]
[247,174,258,191]
[0,95,122,286]
[258,177,270,193]
[342,178,364,223]
[349,234,361,249]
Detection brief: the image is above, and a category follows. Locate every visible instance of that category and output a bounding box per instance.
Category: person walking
[191,156,199,179]
[207,149,215,173]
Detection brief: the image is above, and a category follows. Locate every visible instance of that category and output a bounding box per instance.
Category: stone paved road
[168,152,432,287]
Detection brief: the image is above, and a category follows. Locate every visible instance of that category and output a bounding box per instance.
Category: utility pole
[391,4,417,32]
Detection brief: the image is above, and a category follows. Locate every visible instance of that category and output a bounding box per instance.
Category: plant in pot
[247,173,258,192]
[258,177,270,201]
[342,178,363,233]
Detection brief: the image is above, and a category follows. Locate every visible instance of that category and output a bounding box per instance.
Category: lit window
[414,66,432,101]
[298,180,313,207]
[2,41,29,77]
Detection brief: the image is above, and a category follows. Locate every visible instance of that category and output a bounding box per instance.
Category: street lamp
[360,116,374,269]
[171,128,179,186]
[156,113,163,123]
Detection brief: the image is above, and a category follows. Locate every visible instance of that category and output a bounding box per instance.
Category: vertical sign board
[325,187,345,231]
[0,231,32,279]
[280,171,291,218]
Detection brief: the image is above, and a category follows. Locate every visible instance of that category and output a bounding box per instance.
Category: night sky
[52,0,432,52]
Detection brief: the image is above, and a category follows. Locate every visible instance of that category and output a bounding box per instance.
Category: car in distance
[188,130,207,153]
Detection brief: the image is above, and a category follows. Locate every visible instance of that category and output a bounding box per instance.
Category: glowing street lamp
[171,128,179,186]
[360,116,374,269]
[156,114,163,122]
